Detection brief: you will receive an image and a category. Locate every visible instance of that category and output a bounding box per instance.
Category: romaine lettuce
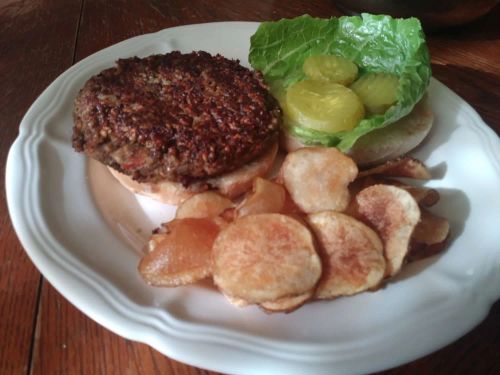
[249,14,431,151]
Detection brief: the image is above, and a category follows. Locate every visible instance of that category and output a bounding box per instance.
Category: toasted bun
[280,95,433,167]
[109,142,279,205]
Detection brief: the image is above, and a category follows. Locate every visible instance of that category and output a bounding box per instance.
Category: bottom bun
[281,95,433,167]
[108,142,279,205]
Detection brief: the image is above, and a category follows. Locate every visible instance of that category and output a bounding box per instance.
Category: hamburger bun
[280,95,433,167]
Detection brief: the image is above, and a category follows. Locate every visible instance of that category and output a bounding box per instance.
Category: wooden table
[1,1,499,374]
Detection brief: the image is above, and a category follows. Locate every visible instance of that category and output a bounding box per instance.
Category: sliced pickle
[350,73,399,115]
[303,55,358,85]
[285,79,365,133]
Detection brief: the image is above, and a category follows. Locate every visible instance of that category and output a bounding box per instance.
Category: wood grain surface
[1,1,499,374]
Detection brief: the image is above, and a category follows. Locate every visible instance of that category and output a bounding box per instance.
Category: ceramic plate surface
[6,22,500,375]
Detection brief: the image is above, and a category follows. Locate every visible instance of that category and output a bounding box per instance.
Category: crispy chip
[355,185,420,276]
[408,209,450,262]
[222,293,251,308]
[358,156,431,179]
[281,189,305,216]
[259,291,313,313]
[139,218,222,286]
[236,178,286,217]
[213,213,321,304]
[387,181,439,207]
[175,191,234,219]
[208,142,279,198]
[219,207,237,222]
[307,212,386,299]
[280,147,358,213]
[352,176,440,207]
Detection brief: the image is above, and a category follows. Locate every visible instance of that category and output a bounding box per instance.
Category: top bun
[280,95,433,167]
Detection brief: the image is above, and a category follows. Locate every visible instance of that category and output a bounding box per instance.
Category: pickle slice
[285,79,365,133]
[350,73,399,115]
[303,55,358,85]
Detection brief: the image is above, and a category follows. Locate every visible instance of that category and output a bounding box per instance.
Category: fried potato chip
[219,207,237,222]
[139,218,222,287]
[412,209,450,245]
[408,241,449,263]
[223,289,313,313]
[280,147,358,213]
[213,213,321,304]
[259,291,313,313]
[358,156,431,180]
[408,209,450,262]
[385,180,439,207]
[352,176,440,207]
[176,191,233,219]
[355,185,420,276]
[208,142,279,198]
[307,211,386,299]
[145,231,166,253]
[222,293,251,308]
[236,178,286,217]
[281,190,305,216]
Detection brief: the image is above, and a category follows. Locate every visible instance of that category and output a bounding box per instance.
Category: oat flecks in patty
[72,51,281,184]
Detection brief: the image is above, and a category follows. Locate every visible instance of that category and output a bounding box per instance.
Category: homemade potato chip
[307,211,386,299]
[222,293,251,308]
[382,179,439,207]
[236,177,286,217]
[208,142,279,198]
[408,209,450,262]
[355,185,420,276]
[280,147,358,213]
[280,189,305,216]
[352,175,440,207]
[212,213,321,304]
[259,291,313,313]
[139,218,222,287]
[138,146,450,314]
[358,156,431,179]
[176,191,233,219]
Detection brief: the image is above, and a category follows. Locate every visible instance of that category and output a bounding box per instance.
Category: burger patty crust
[72,51,281,184]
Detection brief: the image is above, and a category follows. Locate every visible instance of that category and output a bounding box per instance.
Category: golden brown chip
[358,156,431,180]
[145,231,167,253]
[176,191,233,219]
[281,189,305,216]
[389,183,439,207]
[355,185,420,277]
[212,213,322,304]
[259,291,313,313]
[408,209,450,262]
[219,207,237,222]
[208,142,279,198]
[408,241,449,263]
[307,211,386,299]
[352,176,440,207]
[139,218,222,287]
[412,209,450,245]
[236,177,286,217]
[280,147,358,213]
[222,293,251,308]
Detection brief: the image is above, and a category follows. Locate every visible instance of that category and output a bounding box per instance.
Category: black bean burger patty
[72,51,281,184]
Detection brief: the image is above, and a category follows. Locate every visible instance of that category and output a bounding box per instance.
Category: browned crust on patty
[73,51,281,184]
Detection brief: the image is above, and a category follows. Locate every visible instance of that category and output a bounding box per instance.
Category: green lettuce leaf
[249,14,431,151]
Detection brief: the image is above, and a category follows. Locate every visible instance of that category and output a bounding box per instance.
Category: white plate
[6,22,500,375]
